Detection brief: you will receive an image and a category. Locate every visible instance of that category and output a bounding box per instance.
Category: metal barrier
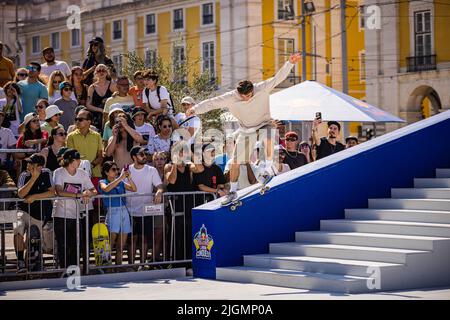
[0,191,216,278]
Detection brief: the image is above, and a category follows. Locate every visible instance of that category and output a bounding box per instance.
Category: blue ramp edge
[191,111,450,279]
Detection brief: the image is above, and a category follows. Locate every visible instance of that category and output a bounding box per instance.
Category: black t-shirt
[316,137,345,160]
[17,169,53,222]
[283,151,307,170]
[193,164,226,190]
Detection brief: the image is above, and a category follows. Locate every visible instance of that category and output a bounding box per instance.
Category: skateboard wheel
[230,205,236,211]
[260,189,265,195]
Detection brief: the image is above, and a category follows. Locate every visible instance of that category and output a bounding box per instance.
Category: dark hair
[24,118,43,142]
[36,99,49,109]
[101,161,117,178]
[47,127,65,146]
[156,115,171,129]
[237,80,254,95]
[142,70,158,82]
[71,66,84,87]
[116,113,136,152]
[108,109,125,129]
[116,75,129,82]
[29,61,41,72]
[78,109,93,121]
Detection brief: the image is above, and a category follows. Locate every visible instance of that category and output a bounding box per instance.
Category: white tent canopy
[270,80,405,123]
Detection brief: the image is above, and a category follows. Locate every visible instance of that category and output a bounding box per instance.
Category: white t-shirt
[174,112,201,144]
[79,160,92,178]
[135,123,156,142]
[40,60,72,78]
[53,167,95,219]
[142,85,173,115]
[126,164,162,216]
[0,127,17,164]
[0,98,21,137]
[147,135,171,154]
[48,91,77,105]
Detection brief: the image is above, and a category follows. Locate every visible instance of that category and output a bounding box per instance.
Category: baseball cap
[59,81,72,91]
[42,47,54,54]
[22,112,39,127]
[45,105,64,120]
[56,147,69,158]
[130,146,147,158]
[131,108,147,118]
[108,103,124,117]
[345,136,359,143]
[285,131,299,139]
[63,149,81,161]
[327,121,341,131]
[89,36,104,44]
[25,153,45,166]
[181,96,195,105]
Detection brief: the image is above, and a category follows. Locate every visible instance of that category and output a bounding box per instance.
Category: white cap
[181,96,195,105]
[45,104,63,120]
[22,112,39,127]
[108,103,123,116]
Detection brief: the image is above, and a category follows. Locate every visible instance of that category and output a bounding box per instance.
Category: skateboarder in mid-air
[186,53,302,205]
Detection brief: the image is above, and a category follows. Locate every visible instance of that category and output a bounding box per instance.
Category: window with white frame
[173,46,186,83]
[71,29,80,47]
[202,41,215,81]
[113,20,122,40]
[113,55,122,76]
[51,32,60,50]
[146,14,156,34]
[202,3,214,25]
[414,10,432,58]
[32,36,40,54]
[173,9,184,30]
[145,49,157,68]
[278,38,295,79]
[278,0,294,20]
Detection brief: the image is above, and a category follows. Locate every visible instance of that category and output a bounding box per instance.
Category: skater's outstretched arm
[187,90,236,116]
[255,53,301,92]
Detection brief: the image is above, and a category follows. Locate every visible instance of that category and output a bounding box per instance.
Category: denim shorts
[106,206,132,234]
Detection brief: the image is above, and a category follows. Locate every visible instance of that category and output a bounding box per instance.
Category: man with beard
[40,47,71,82]
[312,120,345,160]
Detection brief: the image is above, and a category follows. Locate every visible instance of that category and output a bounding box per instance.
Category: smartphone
[315,112,322,121]
[124,164,129,172]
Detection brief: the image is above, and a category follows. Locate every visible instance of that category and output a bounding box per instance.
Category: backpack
[144,86,175,116]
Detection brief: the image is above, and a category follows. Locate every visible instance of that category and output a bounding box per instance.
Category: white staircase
[216,168,450,293]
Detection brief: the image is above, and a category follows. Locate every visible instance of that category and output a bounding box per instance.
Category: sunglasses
[286,137,298,142]
[35,105,46,109]
[300,144,309,148]
[26,66,38,72]
[162,125,172,129]
[75,117,88,122]
[17,73,27,77]
[73,72,83,76]
[30,119,40,123]
[110,167,119,172]
[96,69,107,73]
[117,83,129,87]
[56,132,67,137]
[91,42,99,46]
[63,87,73,91]
[53,80,62,84]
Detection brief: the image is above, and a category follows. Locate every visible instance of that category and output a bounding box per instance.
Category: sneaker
[17,260,26,273]
[221,191,238,206]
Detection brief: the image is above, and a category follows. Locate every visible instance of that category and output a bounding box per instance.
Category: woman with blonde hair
[47,70,76,104]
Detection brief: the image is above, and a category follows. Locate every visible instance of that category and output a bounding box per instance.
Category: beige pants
[232,123,277,164]
[13,210,54,254]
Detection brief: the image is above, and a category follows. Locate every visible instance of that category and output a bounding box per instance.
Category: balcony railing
[406,55,437,72]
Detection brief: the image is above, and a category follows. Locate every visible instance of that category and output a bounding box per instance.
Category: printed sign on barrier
[143,204,164,216]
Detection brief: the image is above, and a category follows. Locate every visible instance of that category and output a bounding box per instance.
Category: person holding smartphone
[312,114,345,160]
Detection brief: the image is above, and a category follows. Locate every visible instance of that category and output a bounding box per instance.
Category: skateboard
[223,176,273,211]
[28,224,42,272]
[92,223,112,266]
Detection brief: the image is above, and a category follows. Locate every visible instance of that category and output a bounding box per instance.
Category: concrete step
[415,178,450,188]
[321,219,450,237]
[295,231,448,250]
[269,242,427,264]
[345,208,450,224]
[436,169,450,178]
[368,198,450,211]
[391,188,450,199]
[216,266,370,293]
[243,254,403,277]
